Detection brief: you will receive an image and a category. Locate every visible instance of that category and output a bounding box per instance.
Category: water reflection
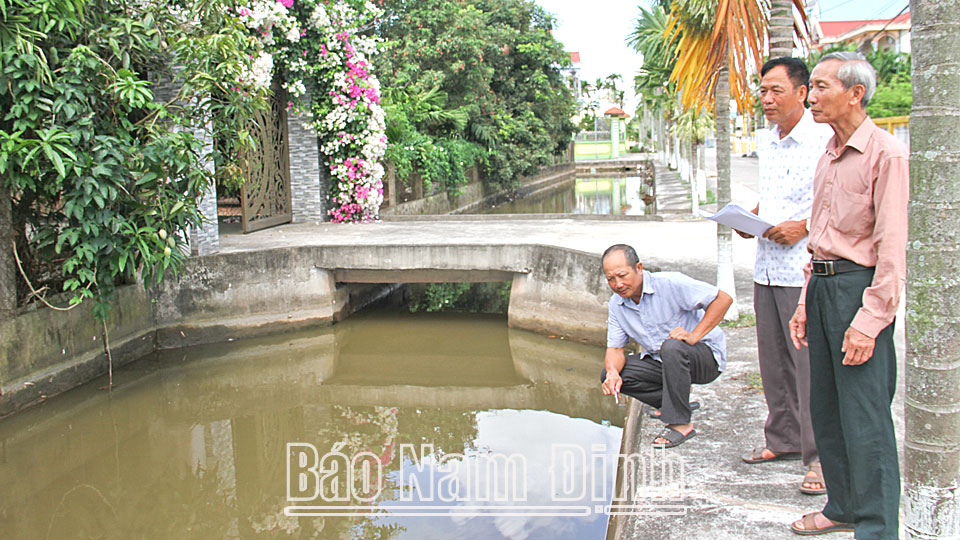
[0,312,623,539]
[480,177,654,216]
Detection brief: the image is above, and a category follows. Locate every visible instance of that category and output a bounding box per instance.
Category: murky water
[0,311,624,539]
[480,177,654,216]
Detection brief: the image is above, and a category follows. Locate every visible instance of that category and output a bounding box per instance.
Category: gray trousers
[601,339,720,424]
[754,283,819,466]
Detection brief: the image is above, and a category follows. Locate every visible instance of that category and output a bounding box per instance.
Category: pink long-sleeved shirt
[798,116,910,338]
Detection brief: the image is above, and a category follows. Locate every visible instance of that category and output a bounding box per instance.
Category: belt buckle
[813,260,835,276]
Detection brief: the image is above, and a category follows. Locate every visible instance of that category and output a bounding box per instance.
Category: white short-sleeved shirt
[754,110,833,287]
[607,271,727,372]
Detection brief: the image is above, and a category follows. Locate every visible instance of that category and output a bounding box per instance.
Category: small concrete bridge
[2,215,757,417]
[153,218,757,350]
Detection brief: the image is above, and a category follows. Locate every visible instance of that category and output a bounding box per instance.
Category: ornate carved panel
[241,78,293,233]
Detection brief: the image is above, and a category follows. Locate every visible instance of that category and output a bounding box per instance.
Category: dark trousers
[601,339,720,424]
[755,283,818,465]
[806,270,899,540]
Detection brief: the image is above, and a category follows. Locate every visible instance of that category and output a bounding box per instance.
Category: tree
[375,0,577,189]
[627,4,675,164]
[0,0,264,318]
[768,0,795,59]
[0,196,13,319]
[903,0,960,536]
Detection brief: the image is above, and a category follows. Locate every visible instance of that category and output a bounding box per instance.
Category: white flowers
[310,4,330,28]
[244,52,274,89]
[285,26,301,43]
[239,0,301,46]
[238,0,386,222]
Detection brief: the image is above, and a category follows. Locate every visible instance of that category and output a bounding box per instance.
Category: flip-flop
[790,512,854,535]
[800,462,827,495]
[648,401,701,419]
[741,446,802,464]
[652,426,696,448]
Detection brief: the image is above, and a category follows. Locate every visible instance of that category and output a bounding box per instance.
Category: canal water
[479,176,654,216]
[0,311,624,539]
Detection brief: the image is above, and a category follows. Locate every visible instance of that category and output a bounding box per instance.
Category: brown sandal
[790,512,853,535]
[800,462,827,495]
[741,446,801,464]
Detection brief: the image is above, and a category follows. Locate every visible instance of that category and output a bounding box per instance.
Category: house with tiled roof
[816,11,911,53]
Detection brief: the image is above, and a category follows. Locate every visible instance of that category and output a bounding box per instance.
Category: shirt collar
[771,109,814,146]
[616,270,654,306]
[827,116,875,156]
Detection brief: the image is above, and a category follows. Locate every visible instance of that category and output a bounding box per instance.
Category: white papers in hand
[698,203,774,237]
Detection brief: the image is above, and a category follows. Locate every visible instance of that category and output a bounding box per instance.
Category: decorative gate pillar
[152,74,220,255]
[604,107,630,159]
[287,91,329,222]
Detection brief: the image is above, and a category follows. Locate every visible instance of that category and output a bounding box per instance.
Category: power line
[820,0,858,15]
[868,0,900,21]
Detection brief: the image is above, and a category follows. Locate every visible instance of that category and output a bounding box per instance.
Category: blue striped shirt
[606,271,727,371]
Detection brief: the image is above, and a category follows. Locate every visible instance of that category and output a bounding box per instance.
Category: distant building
[563,51,582,100]
[815,11,911,54]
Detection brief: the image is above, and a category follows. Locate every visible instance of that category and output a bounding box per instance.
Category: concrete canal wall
[1,241,613,418]
[382,162,576,217]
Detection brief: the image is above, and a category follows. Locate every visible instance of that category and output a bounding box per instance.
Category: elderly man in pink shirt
[788,52,908,539]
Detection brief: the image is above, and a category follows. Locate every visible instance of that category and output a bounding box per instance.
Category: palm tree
[768,0,796,59]
[627,4,681,175]
[663,0,806,318]
[903,0,960,536]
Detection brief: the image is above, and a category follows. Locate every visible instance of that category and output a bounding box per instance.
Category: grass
[704,189,716,205]
[743,371,763,392]
[721,312,756,328]
[730,371,764,393]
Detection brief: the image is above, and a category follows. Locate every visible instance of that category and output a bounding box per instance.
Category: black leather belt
[811,259,873,276]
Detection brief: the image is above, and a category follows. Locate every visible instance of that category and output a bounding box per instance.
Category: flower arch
[238,0,386,222]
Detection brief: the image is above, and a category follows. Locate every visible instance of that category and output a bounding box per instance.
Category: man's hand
[789,304,808,350]
[842,327,875,365]
[763,219,808,246]
[601,370,623,397]
[669,327,698,345]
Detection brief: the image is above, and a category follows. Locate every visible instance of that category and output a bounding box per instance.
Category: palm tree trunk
[0,195,15,320]
[715,66,738,319]
[689,138,699,213]
[903,0,960,536]
[768,0,795,59]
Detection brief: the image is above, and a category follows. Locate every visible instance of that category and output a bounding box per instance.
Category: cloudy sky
[537,0,910,112]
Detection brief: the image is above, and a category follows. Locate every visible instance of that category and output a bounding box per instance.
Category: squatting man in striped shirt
[599,244,732,448]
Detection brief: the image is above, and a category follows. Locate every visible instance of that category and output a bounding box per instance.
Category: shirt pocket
[831,187,874,237]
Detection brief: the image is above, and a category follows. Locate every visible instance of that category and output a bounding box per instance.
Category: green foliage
[382,86,484,194]
[0,0,264,316]
[627,4,675,114]
[375,0,577,190]
[867,76,911,118]
[669,0,716,35]
[670,109,715,144]
[406,282,511,314]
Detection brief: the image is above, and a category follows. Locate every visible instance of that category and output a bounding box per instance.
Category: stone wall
[382,162,575,217]
[0,286,155,417]
[288,99,326,222]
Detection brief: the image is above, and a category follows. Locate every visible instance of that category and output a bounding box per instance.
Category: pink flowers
[278,0,293,7]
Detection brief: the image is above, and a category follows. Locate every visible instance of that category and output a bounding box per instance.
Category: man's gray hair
[818,51,877,108]
[602,244,640,270]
